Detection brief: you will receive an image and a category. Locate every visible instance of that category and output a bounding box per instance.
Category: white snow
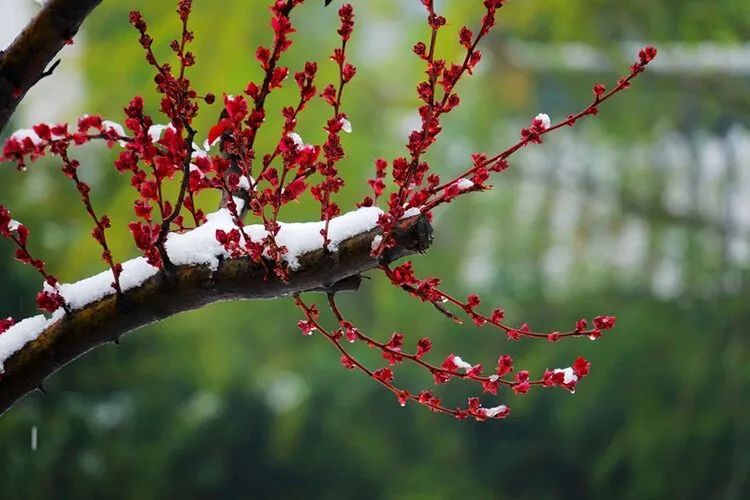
[403,207,421,218]
[148,124,164,142]
[481,405,508,418]
[340,117,352,133]
[553,367,578,385]
[451,355,474,373]
[0,310,63,371]
[191,146,208,159]
[535,113,551,130]
[287,132,304,148]
[166,205,384,270]
[371,234,383,251]
[9,128,43,145]
[147,124,175,143]
[58,257,159,311]
[101,120,128,146]
[456,178,474,191]
[238,175,251,192]
[101,120,125,137]
[203,135,221,152]
[266,206,384,267]
[164,209,235,271]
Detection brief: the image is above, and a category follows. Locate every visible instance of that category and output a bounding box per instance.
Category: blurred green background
[1,0,749,498]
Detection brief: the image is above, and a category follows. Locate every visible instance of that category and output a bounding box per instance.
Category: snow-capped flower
[340,117,352,133]
[101,120,126,137]
[102,121,128,146]
[553,367,578,385]
[534,113,551,130]
[10,129,43,145]
[287,132,304,148]
[452,355,474,373]
[147,124,172,143]
[482,405,509,418]
[238,175,252,192]
[456,178,474,191]
[203,136,221,152]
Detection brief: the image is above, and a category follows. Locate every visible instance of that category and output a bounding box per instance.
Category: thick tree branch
[0,214,432,416]
[0,0,103,134]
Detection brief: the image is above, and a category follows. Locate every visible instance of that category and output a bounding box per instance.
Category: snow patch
[147,124,175,143]
[340,117,352,133]
[10,128,43,145]
[101,120,128,146]
[101,120,125,137]
[0,207,384,370]
[288,132,304,148]
[482,405,508,418]
[0,311,63,372]
[203,135,221,152]
[553,367,578,385]
[58,257,159,310]
[535,113,551,130]
[238,175,252,192]
[452,355,474,373]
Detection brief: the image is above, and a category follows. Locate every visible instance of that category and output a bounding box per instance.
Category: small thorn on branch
[40,59,61,79]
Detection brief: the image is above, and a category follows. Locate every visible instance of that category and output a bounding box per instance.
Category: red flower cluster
[0,205,67,312]
[296,293,595,420]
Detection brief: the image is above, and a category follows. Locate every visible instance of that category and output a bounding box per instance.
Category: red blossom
[593,315,616,330]
[36,290,65,313]
[497,354,514,376]
[297,320,316,336]
[573,357,592,378]
[416,337,432,358]
[340,354,355,370]
[0,317,15,334]
[373,367,394,384]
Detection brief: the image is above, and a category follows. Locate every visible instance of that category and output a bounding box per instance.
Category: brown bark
[0,214,432,416]
[0,0,103,133]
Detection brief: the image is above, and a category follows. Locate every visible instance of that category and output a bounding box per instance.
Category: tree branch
[0,214,432,416]
[0,0,103,134]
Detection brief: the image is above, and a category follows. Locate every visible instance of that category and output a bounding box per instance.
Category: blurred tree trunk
[0,0,102,133]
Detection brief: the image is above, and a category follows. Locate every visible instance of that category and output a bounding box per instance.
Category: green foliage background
[0,0,748,498]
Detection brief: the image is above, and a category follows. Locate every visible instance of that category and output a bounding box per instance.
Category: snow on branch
[0,205,388,367]
[0,210,431,415]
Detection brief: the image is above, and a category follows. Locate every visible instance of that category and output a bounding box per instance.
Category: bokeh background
[1,0,749,498]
